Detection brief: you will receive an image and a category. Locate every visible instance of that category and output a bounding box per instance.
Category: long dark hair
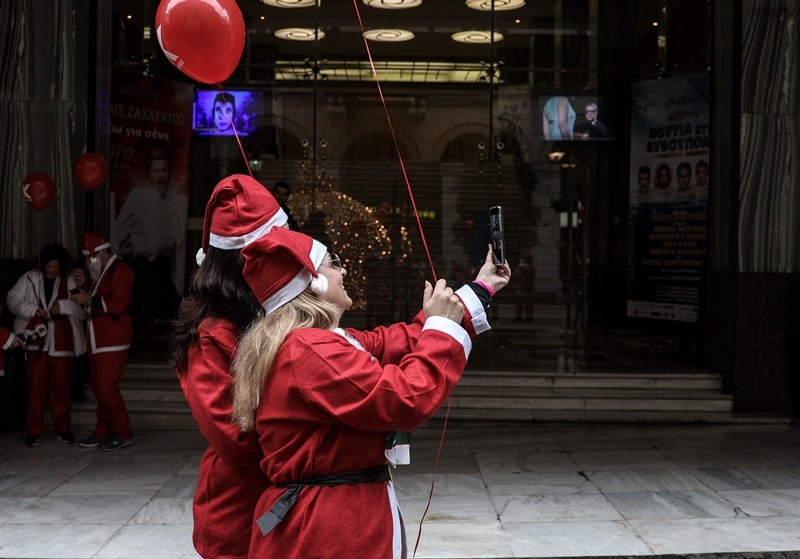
[37,244,71,276]
[170,247,260,371]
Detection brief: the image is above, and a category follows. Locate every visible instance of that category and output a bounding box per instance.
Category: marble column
[738,0,800,413]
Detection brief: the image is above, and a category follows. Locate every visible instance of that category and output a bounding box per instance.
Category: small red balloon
[155,0,245,85]
[22,172,56,212]
[75,152,108,190]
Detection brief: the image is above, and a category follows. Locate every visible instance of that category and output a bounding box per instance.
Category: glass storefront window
[112,0,711,371]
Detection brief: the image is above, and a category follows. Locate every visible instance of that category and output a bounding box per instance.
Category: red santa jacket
[6,271,86,357]
[87,255,134,354]
[248,315,472,559]
[177,317,270,559]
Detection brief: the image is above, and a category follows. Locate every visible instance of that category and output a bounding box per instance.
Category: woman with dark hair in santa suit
[232,227,511,559]
[7,244,86,447]
[169,174,289,559]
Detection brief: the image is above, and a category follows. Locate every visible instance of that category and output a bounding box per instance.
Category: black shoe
[100,435,133,452]
[23,434,40,447]
[78,435,107,448]
[57,431,76,445]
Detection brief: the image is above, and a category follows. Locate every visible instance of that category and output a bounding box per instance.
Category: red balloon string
[350,0,437,283]
[216,86,253,177]
[351,2,449,557]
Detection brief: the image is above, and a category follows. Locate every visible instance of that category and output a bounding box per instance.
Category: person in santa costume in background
[71,232,135,452]
[7,244,86,447]
[170,174,288,559]
[231,227,510,559]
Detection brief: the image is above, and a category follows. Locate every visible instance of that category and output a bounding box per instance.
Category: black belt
[256,464,391,536]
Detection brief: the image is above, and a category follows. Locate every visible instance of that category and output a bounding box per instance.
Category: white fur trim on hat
[310,275,329,294]
[209,208,288,250]
[82,241,110,256]
[262,269,314,316]
[260,240,328,315]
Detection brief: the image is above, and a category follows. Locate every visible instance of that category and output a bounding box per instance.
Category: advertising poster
[627,73,710,322]
[109,72,193,326]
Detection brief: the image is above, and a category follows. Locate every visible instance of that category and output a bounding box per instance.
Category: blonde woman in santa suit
[232,228,510,559]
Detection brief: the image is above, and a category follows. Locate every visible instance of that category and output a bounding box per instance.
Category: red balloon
[22,172,56,212]
[155,0,245,85]
[75,152,108,190]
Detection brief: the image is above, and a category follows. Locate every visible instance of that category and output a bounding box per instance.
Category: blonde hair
[232,291,340,431]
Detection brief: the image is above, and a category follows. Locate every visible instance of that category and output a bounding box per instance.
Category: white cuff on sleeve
[422,316,471,360]
[2,332,14,350]
[455,285,490,334]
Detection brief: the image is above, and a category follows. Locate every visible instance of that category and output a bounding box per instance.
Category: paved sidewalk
[1,422,800,558]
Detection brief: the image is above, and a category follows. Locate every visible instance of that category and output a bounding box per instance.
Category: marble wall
[0,1,89,259]
[739,0,800,273]
[722,0,800,414]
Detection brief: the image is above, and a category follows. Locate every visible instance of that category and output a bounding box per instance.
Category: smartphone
[471,205,506,266]
[488,206,505,265]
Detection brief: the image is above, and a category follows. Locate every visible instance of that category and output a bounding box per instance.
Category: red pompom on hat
[197,174,288,264]
[241,228,328,316]
[81,232,111,256]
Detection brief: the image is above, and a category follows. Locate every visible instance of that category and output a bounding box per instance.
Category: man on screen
[211,93,236,134]
[574,102,609,140]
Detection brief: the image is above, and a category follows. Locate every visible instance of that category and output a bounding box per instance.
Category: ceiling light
[451,30,504,44]
[363,0,423,8]
[259,0,315,7]
[363,28,415,42]
[274,28,326,41]
[465,0,525,10]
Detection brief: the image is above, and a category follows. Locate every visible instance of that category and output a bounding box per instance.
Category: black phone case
[471,206,505,266]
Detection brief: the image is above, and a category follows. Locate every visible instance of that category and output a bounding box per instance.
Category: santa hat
[196,174,288,265]
[82,232,111,256]
[241,228,328,316]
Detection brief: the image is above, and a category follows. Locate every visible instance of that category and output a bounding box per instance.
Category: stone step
[459,371,723,390]
[70,400,197,431]
[433,407,793,424]
[450,393,732,412]
[90,362,781,428]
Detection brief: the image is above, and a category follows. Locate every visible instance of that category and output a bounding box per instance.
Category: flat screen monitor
[538,93,617,143]
[193,89,268,136]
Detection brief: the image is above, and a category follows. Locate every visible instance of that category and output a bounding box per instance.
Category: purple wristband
[474,280,495,298]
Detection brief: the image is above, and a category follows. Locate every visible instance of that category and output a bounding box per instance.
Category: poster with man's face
[109,72,193,297]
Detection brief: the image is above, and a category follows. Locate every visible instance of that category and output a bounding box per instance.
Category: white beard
[88,258,102,281]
